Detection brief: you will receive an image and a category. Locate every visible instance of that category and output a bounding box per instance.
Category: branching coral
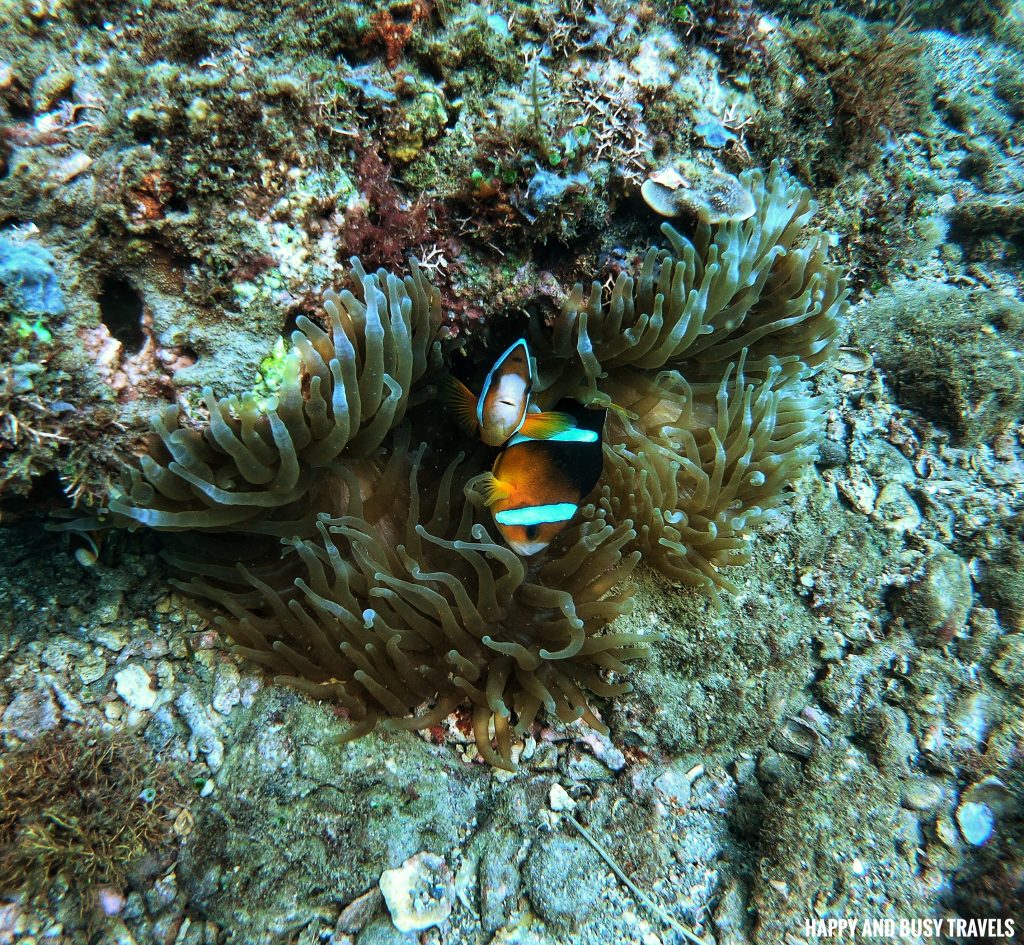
[89,161,847,768]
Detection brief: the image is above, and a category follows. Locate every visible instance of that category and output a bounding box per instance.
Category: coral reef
[104,258,444,530]
[177,688,480,945]
[2,0,1024,938]
[753,11,930,182]
[85,161,845,769]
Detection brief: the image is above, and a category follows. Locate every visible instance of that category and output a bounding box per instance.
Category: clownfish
[445,339,575,447]
[475,406,606,556]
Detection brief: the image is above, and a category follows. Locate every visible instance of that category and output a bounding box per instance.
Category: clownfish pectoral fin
[517,411,577,440]
[606,400,638,423]
[443,375,480,437]
[476,473,514,507]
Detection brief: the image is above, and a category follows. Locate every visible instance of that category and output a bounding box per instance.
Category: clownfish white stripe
[477,339,531,429]
[507,428,598,447]
[494,503,579,527]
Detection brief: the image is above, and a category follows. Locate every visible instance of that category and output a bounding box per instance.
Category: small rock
[31,67,74,112]
[114,665,158,711]
[935,814,961,850]
[956,801,995,846]
[894,550,973,644]
[901,777,944,812]
[526,169,590,213]
[548,784,576,812]
[479,831,522,934]
[145,872,178,913]
[531,742,559,770]
[575,730,626,771]
[379,853,454,933]
[951,692,989,747]
[175,688,224,769]
[57,151,91,184]
[92,626,128,651]
[653,763,704,806]
[817,439,848,468]
[835,465,878,515]
[173,808,195,837]
[0,237,65,315]
[1,687,58,739]
[144,705,176,750]
[523,836,603,929]
[337,888,383,935]
[77,652,108,685]
[991,634,1024,686]
[154,596,174,614]
[872,482,921,534]
[355,916,416,945]
[211,663,242,715]
[563,749,613,781]
[756,749,798,788]
[97,887,126,917]
[835,346,874,373]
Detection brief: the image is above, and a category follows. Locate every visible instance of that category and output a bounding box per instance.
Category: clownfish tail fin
[517,411,577,440]
[443,374,479,437]
[474,473,514,507]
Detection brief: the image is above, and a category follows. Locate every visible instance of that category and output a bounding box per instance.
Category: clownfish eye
[524,524,540,540]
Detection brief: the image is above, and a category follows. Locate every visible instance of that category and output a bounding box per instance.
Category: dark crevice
[0,469,67,521]
[99,276,146,352]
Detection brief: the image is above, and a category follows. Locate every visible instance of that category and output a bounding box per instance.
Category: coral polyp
[91,162,846,768]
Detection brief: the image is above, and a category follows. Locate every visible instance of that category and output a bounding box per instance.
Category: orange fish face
[478,340,532,446]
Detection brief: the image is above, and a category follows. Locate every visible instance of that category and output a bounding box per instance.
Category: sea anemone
[171,450,643,769]
[532,161,845,409]
[82,161,847,768]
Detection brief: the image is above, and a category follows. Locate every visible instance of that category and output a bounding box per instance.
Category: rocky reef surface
[1,0,1022,943]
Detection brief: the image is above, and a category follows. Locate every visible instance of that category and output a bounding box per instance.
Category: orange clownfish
[476,407,606,556]
[445,339,575,447]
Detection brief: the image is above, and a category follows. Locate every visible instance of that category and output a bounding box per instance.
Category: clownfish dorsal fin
[443,375,480,437]
[476,473,514,507]
[517,411,577,440]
